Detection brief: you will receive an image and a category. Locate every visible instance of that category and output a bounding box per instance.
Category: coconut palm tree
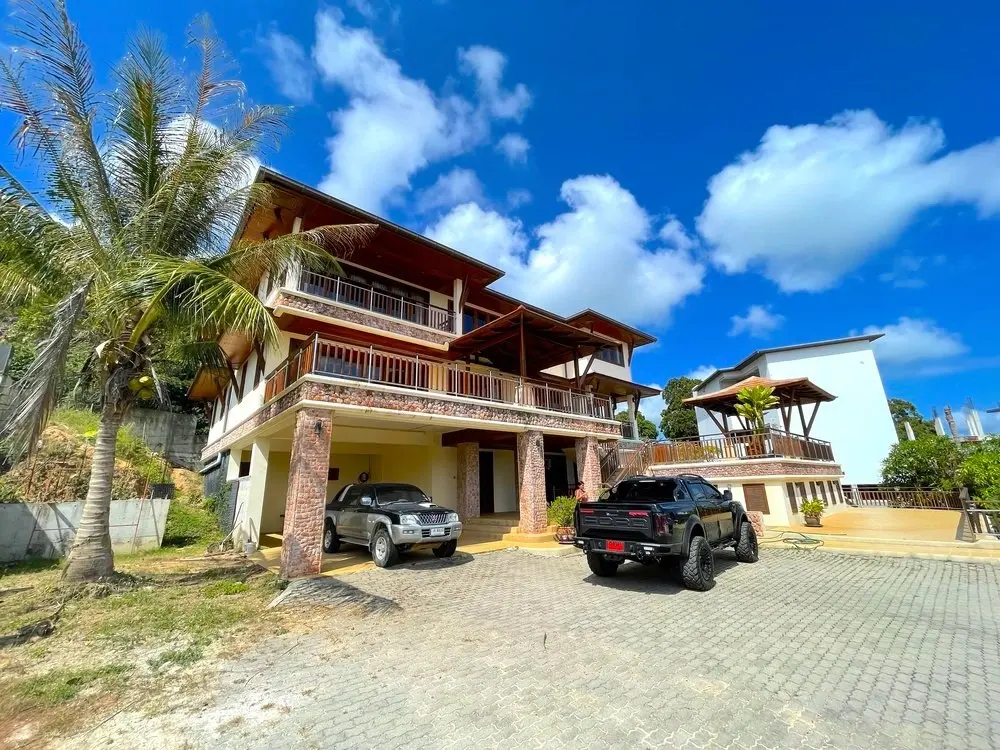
[0,1,374,582]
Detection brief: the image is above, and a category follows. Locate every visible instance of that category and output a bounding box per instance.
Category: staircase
[599,439,654,487]
[462,515,558,545]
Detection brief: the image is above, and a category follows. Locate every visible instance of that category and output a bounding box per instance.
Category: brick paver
[105,549,1000,748]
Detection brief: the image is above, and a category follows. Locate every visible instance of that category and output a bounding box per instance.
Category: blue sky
[8,0,1000,430]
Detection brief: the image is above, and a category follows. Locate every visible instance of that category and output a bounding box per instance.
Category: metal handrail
[263,333,615,421]
[298,270,455,332]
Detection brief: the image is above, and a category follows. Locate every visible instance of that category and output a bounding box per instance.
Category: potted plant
[548,495,579,543]
[734,385,779,456]
[800,499,824,527]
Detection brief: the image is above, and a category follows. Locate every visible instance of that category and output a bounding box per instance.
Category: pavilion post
[573,346,581,387]
[519,317,527,378]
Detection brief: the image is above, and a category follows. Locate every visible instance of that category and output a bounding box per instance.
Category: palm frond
[0,279,90,459]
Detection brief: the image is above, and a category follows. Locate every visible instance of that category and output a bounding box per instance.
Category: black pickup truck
[573,474,759,590]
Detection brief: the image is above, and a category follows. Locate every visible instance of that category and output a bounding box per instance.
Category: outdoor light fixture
[314,420,324,436]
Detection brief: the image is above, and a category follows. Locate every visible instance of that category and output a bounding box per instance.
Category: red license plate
[606,540,625,553]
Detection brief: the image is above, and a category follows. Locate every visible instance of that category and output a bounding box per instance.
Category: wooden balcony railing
[649,428,836,464]
[298,270,456,332]
[263,334,615,422]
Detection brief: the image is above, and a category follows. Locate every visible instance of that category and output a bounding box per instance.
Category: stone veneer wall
[203,379,621,460]
[279,408,332,579]
[276,292,454,346]
[517,430,547,533]
[575,436,602,499]
[456,442,480,519]
[649,460,844,479]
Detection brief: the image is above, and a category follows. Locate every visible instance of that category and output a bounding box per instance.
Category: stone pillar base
[457,442,480,519]
[575,436,602,500]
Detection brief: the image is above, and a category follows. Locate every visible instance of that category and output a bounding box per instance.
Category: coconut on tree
[0,1,374,582]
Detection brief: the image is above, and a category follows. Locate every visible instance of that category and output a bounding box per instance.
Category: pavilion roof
[683,375,836,416]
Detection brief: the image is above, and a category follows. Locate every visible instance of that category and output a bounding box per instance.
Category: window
[342,486,365,507]
[606,479,680,503]
[742,483,770,514]
[809,481,818,500]
[796,481,807,501]
[596,345,624,366]
[834,483,844,504]
[786,482,799,514]
[818,481,828,506]
[463,307,496,333]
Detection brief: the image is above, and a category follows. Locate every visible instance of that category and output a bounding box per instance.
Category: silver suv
[323,483,463,567]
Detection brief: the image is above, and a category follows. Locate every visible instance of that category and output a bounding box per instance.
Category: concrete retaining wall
[0,498,170,563]
[127,409,205,469]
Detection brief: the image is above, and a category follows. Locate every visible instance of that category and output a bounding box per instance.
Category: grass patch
[148,645,203,670]
[162,501,220,548]
[203,580,249,597]
[15,664,131,706]
[49,407,100,436]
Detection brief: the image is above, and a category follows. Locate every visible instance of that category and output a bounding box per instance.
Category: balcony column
[575,436,603,499]
[457,442,480,519]
[280,408,333,579]
[286,216,303,291]
[452,278,463,334]
[517,430,547,533]
[626,394,640,440]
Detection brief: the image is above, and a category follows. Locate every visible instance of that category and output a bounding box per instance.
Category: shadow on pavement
[583,550,741,594]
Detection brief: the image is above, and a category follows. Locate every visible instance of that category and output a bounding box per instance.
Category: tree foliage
[615,410,658,440]
[881,435,964,488]
[0,1,374,580]
[734,385,779,432]
[658,376,700,439]
[957,437,1000,509]
[887,398,936,441]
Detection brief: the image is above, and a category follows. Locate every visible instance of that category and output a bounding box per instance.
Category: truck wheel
[681,536,715,591]
[433,540,458,558]
[586,551,620,577]
[735,521,759,563]
[322,521,340,553]
[371,527,398,568]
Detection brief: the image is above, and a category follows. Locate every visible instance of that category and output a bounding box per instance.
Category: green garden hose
[760,530,825,549]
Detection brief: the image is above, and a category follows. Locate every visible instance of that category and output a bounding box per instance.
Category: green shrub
[958,437,1000,509]
[881,435,963,488]
[800,499,824,517]
[0,476,24,503]
[547,495,578,527]
[162,501,220,547]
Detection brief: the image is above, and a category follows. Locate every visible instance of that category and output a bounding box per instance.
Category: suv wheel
[322,521,340,553]
[735,521,759,563]
[371,527,398,568]
[681,536,715,591]
[586,551,620,577]
[433,540,458,558]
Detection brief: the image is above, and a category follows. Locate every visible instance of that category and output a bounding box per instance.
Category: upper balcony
[649,428,835,464]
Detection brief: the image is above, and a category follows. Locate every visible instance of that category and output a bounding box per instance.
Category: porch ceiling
[441,429,579,451]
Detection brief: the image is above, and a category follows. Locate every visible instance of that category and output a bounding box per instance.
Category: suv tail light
[654,514,669,536]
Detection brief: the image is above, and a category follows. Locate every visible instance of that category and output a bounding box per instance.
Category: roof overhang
[684,375,836,416]
[447,306,618,373]
[565,309,656,350]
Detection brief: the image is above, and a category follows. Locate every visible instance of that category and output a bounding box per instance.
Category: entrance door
[479,451,495,514]
[544,453,569,504]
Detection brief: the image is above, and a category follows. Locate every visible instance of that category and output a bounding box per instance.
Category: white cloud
[859,317,968,365]
[414,167,485,213]
[728,304,784,338]
[426,175,705,325]
[496,133,530,164]
[506,188,532,209]
[312,10,529,214]
[346,0,378,21]
[686,365,718,382]
[638,383,663,430]
[698,109,1000,292]
[260,29,314,104]
[457,46,531,121]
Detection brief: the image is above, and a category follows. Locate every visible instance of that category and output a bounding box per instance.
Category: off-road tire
[586,551,620,577]
[371,527,398,568]
[433,540,458,558]
[735,521,759,563]
[322,521,341,553]
[681,536,715,591]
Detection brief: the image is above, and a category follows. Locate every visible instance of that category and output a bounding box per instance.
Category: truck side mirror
[723,489,733,502]
[360,496,373,507]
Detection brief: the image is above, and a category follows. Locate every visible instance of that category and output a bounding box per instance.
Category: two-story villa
[192,169,657,578]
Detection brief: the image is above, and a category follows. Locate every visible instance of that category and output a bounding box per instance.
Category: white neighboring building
[692,335,898,485]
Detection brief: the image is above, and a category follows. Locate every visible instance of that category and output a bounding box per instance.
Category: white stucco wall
[492,449,517,513]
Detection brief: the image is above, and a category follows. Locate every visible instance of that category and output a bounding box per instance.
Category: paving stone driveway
[112,549,1000,749]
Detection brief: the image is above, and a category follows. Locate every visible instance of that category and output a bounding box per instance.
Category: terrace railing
[263,334,614,422]
[649,428,836,465]
[842,485,964,509]
[298,270,456,333]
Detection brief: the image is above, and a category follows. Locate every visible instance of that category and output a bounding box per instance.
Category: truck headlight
[447,512,459,524]
[399,514,419,526]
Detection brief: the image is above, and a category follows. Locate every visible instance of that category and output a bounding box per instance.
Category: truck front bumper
[574,537,681,558]
[391,523,463,546]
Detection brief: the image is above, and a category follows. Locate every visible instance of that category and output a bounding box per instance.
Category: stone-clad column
[280,408,333,579]
[575,436,603,499]
[517,430,547,533]
[457,442,480,519]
